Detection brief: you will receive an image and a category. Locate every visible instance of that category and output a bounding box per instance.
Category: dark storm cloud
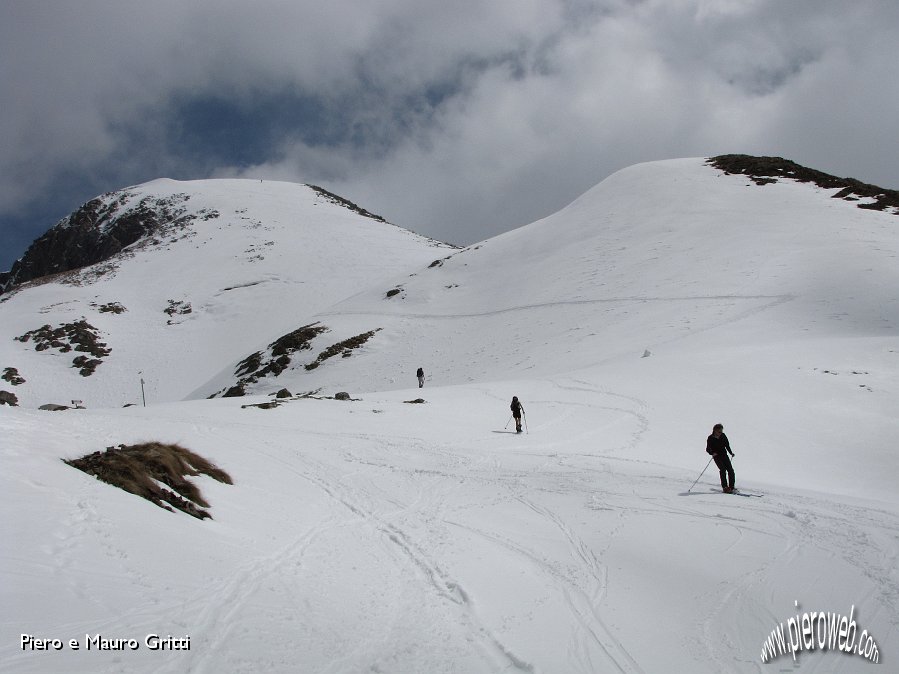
[2,0,897,267]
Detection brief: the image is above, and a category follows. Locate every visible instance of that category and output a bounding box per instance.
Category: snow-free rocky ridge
[2,157,897,673]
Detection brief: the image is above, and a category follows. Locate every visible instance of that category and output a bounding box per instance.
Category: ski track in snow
[228,435,533,673]
[4,383,899,673]
[4,368,899,673]
[4,160,899,673]
[318,293,795,321]
[5,371,899,673]
[313,378,651,673]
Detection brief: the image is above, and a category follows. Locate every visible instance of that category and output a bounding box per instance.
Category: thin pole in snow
[688,457,714,493]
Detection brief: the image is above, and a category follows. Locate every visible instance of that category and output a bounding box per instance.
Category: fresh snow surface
[0,178,450,408]
[2,159,898,673]
[2,390,897,673]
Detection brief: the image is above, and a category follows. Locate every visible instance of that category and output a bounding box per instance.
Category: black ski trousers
[713,453,735,491]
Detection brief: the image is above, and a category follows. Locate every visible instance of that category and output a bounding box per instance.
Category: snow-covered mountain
[0,179,451,408]
[201,155,899,396]
[190,157,898,501]
[2,157,897,673]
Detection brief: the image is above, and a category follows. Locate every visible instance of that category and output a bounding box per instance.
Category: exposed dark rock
[214,323,329,397]
[271,324,327,357]
[305,328,382,371]
[708,155,899,213]
[404,398,426,404]
[242,401,280,409]
[2,367,25,385]
[235,352,263,377]
[221,384,246,398]
[1,191,193,295]
[428,255,453,269]
[72,356,103,376]
[334,392,351,401]
[385,288,402,298]
[164,300,192,324]
[307,185,388,223]
[275,388,292,398]
[39,403,69,411]
[16,320,110,375]
[0,390,18,406]
[94,301,127,314]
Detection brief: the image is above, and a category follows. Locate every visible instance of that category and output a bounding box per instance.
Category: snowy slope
[209,158,898,392]
[2,389,896,673]
[198,159,899,501]
[2,158,898,673]
[0,179,451,408]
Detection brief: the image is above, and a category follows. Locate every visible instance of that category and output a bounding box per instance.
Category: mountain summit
[197,156,899,400]
[1,157,896,415]
[2,157,897,674]
[0,180,404,295]
[0,178,451,407]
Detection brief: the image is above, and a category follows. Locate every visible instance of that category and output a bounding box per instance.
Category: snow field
[3,158,898,672]
[2,376,897,673]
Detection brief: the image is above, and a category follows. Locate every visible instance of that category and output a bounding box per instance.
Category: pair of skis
[725,488,763,498]
[688,457,763,496]
[504,412,527,434]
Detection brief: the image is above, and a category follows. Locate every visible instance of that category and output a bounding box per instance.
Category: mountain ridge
[0,179,404,296]
[0,178,452,407]
[194,156,898,401]
[2,156,897,412]
[2,156,897,673]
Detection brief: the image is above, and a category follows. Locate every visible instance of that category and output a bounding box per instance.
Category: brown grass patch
[64,442,232,519]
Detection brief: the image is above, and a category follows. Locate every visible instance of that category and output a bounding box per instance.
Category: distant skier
[416,367,425,388]
[706,423,735,493]
[510,396,524,433]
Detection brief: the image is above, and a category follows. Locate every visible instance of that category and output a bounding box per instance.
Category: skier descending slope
[706,423,736,493]
[510,396,524,434]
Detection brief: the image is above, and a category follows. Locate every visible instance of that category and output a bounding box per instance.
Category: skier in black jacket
[511,396,524,433]
[706,423,735,493]
[416,367,425,388]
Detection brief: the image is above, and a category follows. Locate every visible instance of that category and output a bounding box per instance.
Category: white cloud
[2,0,897,252]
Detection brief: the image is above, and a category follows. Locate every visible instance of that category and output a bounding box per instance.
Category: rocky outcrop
[1,191,193,294]
[708,155,899,213]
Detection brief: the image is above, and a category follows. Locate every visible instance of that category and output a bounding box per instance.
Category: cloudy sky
[2,0,897,270]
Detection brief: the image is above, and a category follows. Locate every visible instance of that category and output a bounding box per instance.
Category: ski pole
[688,457,714,493]
[523,411,528,434]
[504,415,513,429]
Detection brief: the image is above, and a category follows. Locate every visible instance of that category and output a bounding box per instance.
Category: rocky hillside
[1,183,397,295]
[0,178,451,408]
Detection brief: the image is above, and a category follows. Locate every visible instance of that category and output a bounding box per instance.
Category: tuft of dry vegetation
[64,442,232,519]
